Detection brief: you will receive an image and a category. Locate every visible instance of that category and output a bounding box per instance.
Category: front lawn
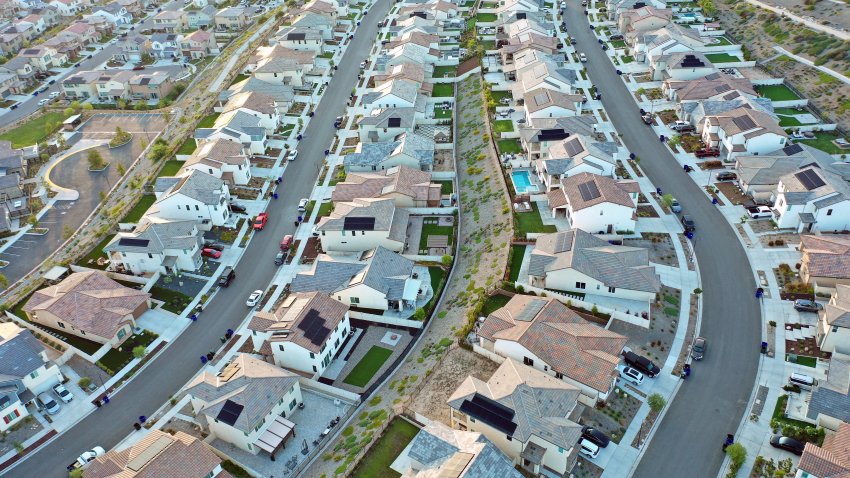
[772,394,816,429]
[316,201,334,219]
[418,220,454,252]
[158,160,183,177]
[97,330,158,375]
[121,194,156,223]
[432,83,454,97]
[197,112,221,128]
[704,53,741,63]
[432,65,457,78]
[350,418,419,478]
[515,203,556,235]
[621,55,635,63]
[755,84,801,101]
[497,138,522,154]
[319,51,334,59]
[508,245,526,282]
[610,39,626,48]
[149,286,192,314]
[786,354,817,368]
[343,345,393,387]
[32,323,102,355]
[476,12,497,22]
[492,120,514,133]
[77,235,115,270]
[0,111,70,148]
[796,132,849,154]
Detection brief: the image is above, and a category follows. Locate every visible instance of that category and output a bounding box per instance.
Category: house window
[558,447,564,453]
[29,370,39,379]
[350,297,360,304]
[834,326,839,332]
[312,365,317,372]
[608,286,616,293]
[80,331,86,335]
[195,205,200,211]
[279,344,284,351]
[117,329,126,339]
[3,410,20,424]
[555,372,563,379]
[290,399,297,410]
[309,352,315,359]
[506,435,512,441]
[827,209,833,216]
[57,322,65,329]
[148,253,153,259]
[575,282,586,289]
[343,328,348,338]
[523,356,534,366]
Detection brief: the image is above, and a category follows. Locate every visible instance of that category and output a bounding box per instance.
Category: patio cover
[402,278,421,303]
[254,416,296,453]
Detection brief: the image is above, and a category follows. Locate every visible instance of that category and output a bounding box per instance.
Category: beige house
[22,271,150,347]
[795,422,850,478]
[331,165,441,207]
[800,235,850,294]
[819,285,850,356]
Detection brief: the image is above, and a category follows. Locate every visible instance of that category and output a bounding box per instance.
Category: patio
[331,325,414,393]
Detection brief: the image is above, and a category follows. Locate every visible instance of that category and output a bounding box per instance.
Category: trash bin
[761,342,768,354]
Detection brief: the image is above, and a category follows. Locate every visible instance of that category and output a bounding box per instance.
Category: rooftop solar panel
[118,238,150,247]
[538,129,569,142]
[577,181,601,201]
[343,216,376,231]
[287,33,306,40]
[795,169,825,191]
[782,144,803,156]
[217,399,244,426]
[458,393,517,435]
[516,12,526,19]
[388,117,402,128]
[732,115,756,131]
[297,309,332,346]
[564,137,584,157]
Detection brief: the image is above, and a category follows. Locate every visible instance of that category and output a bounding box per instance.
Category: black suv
[681,215,696,233]
[715,171,737,181]
[622,350,659,377]
[218,266,235,287]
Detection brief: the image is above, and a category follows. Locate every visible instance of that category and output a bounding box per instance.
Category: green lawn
[0,111,70,148]
[773,394,816,429]
[77,235,115,270]
[481,294,511,316]
[149,286,192,314]
[418,220,454,252]
[707,35,733,46]
[97,330,158,374]
[492,120,514,134]
[610,39,626,48]
[497,138,522,154]
[786,354,817,368]
[316,201,334,219]
[704,53,741,63]
[476,12,497,22]
[515,203,557,235]
[481,40,496,50]
[621,55,635,64]
[432,83,454,97]
[796,132,849,154]
[197,112,221,128]
[177,138,197,155]
[508,245,526,282]
[343,346,393,387]
[426,266,447,313]
[351,418,419,478]
[433,106,452,119]
[319,51,334,59]
[436,180,453,195]
[158,160,183,177]
[121,195,156,223]
[32,323,102,355]
[756,84,801,101]
[491,90,513,104]
[432,65,457,78]
[229,74,248,86]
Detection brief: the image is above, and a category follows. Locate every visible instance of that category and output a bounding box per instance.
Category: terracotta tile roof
[824,285,850,328]
[222,90,277,115]
[331,165,439,203]
[802,235,850,280]
[710,107,787,139]
[248,291,348,353]
[85,430,223,478]
[185,138,247,170]
[798,423,850,478]
[667,73,756,101]
[478,295,626,393]
[548,172,637,211]
[23,271,149,340]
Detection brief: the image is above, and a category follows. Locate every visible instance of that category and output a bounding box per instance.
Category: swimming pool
[511,170,538,194]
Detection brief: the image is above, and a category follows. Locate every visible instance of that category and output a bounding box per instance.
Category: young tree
[87,149,106,170]
[28,214,38,228]
[116,163,126,176]
[441,254,453,267]
[132,346,147,359]
[77,377,91,389]
[81,103,93,111]
[647,393,666,413]
[661,193,674,208]
[70,100,82,111]
[725,442,747,470]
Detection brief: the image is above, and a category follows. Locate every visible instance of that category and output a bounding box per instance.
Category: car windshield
[694,342,704,352]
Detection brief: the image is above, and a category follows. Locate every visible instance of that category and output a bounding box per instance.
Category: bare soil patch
[624,232,679,268]
[715,181,754,207]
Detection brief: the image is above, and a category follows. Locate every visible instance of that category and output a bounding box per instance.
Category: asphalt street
[563,4,762,477]
[2,3,391,476]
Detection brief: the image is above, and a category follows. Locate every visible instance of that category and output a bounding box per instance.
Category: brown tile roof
[185,138,247,169]
[548,172,637,211]
[222,90,277,115]
[23,271,149,340]
[372,63,426,86]
[710,107,787,138]
[248,291,348,353]
[802,235,850,280]
[667,72,756,101]
[523,88,583,113]
[798,422,850,478]
[85,430,222,478]
[331,165,440,203]
[479,295,626,393]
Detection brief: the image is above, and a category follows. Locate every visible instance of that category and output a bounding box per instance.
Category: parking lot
[79,113,166,140]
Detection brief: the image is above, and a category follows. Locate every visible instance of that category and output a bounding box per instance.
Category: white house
[357,108,420,143]
[276,27,324,53]
[220,91,279,134]
[291,246,423,313]
[474,295,627,405]
[183,354,303,456]
[315,198,409,252]
[546,172,639,234]
[104,219,203,275]
[650,51,716,81]
[818,285,850,356]
[344,132,434,172]
[331,165,441,207]
[247,292,351,380]
[360,78,420,111]
[522,87,584,121]
[195,110,268,155]
[701,107,788,161]
[182,138,252,185]
[149,170,231,230]
[528,229,662,306]
[772,166,850,233]
[534,134,618,190]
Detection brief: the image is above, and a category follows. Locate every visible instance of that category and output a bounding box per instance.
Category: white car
[69,446,105,470]
[747,205,773,219]
[37,392,60,415]
[359,61,367,69]
[246,290,263,307]
[53,382,73,403]
[49,91,60,99]
[579,438,600,459]
[579,53,587,62]
[560,0,566,6]
[619,365,645,386]
[37,99,49,106]
[298,198,308,211]
[288,149,298,161]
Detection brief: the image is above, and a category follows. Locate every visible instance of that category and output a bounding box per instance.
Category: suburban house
[546,172,639,234]
[528,229,662,305]
[151,9,187,32]
[372,63,426,91]
[344,132,434,172]
[0,173,28,227]
[0,323,62,432]
[149,33,182,59]
[149,170,231,229]
[679,94,774,134]
[50,0,81,17]
[315,198,410,253]
[214,6,248,31]
[293,0,341,23]
[475,295,627,405]
[632,24,708,63]
[800,235,850,294]
[287,13,333,40]
[86,3,132,25]
[664,72,756,103]
[180,29,217,59]
[818,285,850,356]
[384,43,440,71]
[804,352,850,430]
[448,358,585,476]
[276,27,325,53]
[195,110,268,155]
[360,78,421,110]
[650,51,716,81]
[94,70,136,102]
[249,46,314,87]
[331,165,441,207]
[771,166,850,232]
[128,70,175,100]
[85,430,230,478]
[113,34,150,63]
[795,422,850,478]
[290,246,422,312]
[219,76,294,115]
[0,57,37,94]
[182,138,251,185]
[186,4,217,29]
[522,87,584,121]
[104,219,203,275]
[700,107,788,161]
[499,33,560,68]
[617,5,672,38]
[220,90,280,134]
[398,421,522,478]
[183,354,302,455]
[22,271,150,348]
[20,46,57,71]
[0,141,26,177]
[356,108,420,143]
[510,52,579,95]
[247,291,351,379]
[520,115,597,161]
[535,134,618,190]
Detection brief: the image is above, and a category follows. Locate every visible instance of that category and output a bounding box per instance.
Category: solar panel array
[714,84,732,94]
[139,77,151,85]
[343,216,376,231]
[732,115,756,131]
[217,399,244,426]
[458,393,517,435]
[782,144,803,156]
[577,180,601,201]
[297,309,332,346]
[516,298,545,322]
[795,169,825,191]
[538,129,569,142]
[564,137,584,157]
[680,54,705,68]
[118,238,150,247]
[516,12,526,19]
[287,33,305,40]
[388,117,402,127]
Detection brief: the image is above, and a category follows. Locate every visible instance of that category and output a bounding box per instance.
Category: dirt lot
[624,233,679,268]
[609,286,682,368]
[409,347,500,425]
[757,0,850,33]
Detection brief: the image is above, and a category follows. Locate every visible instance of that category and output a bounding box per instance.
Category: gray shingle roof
[343,133,434,169]
[105,220,201,254]
[808,354,850,422]
[407,425,523,478]
[158,170,226,205]
[0,325,47,378]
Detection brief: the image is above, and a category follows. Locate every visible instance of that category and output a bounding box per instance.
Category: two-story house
[701,107,788,161]
[180,29,216,59]
[772,166,850,233]
[331,165,441,207]
[104,219,203,275]
[344,132,434,172]
[315,197,409,252]
[214,6,248,31]
[546,172,639,234]
[151,9,187,32]
[182,138,251,185]
[149,170,231,229]
[535,134,618,190]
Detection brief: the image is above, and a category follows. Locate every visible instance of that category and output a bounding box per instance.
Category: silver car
[38,392,60,415]
[691,337,706,360]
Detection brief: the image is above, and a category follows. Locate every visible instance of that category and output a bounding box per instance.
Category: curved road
[2,5,390,477]
[563,3,762,477]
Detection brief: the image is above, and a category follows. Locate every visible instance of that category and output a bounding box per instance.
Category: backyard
[176,139,197,156]
[475,12,497,22]
[435,180,453,195]
[418,220,454,252]
[0,111,71,148]
[492,120,514,134]
[350,418,419,478]
[704,53,741,63]
[197,112,221,129]
[795,132,849,154]
[433,106,452,119]
[432,65,457,78]
[481,293,510,316]
[158,160,183,177]
[496,138,522,154]
[343,345,394,387]
[120,194,156,223]
[432,83,454,97]
[490,90,512,104]
[508,245,526,282]
[426,265,446,313]
[77,234,115,270]
[514,204,557,236]
[755,84,801,101]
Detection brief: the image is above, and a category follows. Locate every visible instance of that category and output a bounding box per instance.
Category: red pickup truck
[253,213,268,230]
[695,148,720,158]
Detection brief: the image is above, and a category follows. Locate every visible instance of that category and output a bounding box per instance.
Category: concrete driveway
[2,1,393,476]
[562,3,762,477]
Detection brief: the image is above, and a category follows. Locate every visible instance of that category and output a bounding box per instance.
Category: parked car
[769,435,805,455]
[218,266,235,287]
[203,241,225,251]
[274,251,287,266]
[37,99,49,106]
[298,198,308,211]
[38,392,60,415]
[253,212,268,230]
[288,149,298,161]
[641,114,653,125]
[691,337,706,360]
[52,383,73,403]
[38,86,48,93]
[715,171,737,181]
[794,299,823,313]
[694,148,720,158]
[229,202,247,214]
[579,52,587,62]
[670,198,682,213]
[622,349,659,377]
[579,439,599,459]
[132,65,145,70]
[246,289,263,307]
[619,365,645,386]
[280,234,293,250]
[610,34,624,40]
[49,91,60,99]
[746,205,773,219]
[581,426,610,448]
[359,61,366,69]
[201,248,222,259]
[668,121,695,132]
[680,214,696,232]
[67,446,105,471]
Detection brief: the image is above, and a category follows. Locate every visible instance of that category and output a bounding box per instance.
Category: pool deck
[510,168,543,194]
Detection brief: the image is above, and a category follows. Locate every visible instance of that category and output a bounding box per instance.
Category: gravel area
[624,233,679,268]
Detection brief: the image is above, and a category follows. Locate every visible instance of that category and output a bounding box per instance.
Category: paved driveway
[563,3,762,477]
[2,3,391,477]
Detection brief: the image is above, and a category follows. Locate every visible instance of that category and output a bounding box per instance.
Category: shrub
[648,393,666,413]
[725,443,747,475]
[77,377,92,389]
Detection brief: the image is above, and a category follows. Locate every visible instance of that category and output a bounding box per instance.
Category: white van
[580,438,600,459]
[789,372,817,391]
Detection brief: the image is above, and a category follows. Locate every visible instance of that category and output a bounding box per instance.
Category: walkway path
[772,46,850,85]
[744,0,850,40]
